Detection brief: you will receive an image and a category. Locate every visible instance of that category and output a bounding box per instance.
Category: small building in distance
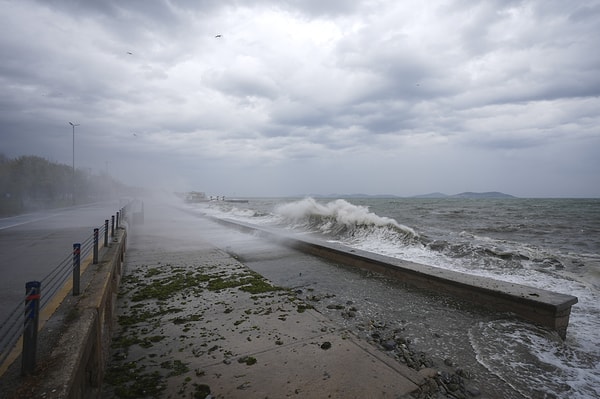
[183,191,208,203]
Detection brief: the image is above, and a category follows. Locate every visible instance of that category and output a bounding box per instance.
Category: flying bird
[127,51,133,55]
[215,34,222,38]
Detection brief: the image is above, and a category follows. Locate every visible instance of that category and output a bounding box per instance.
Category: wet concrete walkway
[101,201,425,398]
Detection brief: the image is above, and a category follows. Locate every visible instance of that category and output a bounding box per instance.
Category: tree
[0,154,130,216]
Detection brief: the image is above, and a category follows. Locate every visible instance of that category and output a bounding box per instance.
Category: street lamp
[69,121,80,205]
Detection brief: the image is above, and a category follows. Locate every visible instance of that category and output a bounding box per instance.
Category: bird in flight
[215,34,222,38]
[127,51,133,55]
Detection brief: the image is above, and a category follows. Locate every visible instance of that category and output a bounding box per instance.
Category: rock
[381,340,396,351]
[456,368,472,379]
[237,356,257,365]
[447,383,460,392]
[394,336,410,345]
[466,386,481,396]
[439,371,452,384]
[372,321,386,329]
[320,341,332,350]
[444,358,454,367]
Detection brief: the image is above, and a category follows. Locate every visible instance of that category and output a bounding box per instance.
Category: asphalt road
[0,202,123,323]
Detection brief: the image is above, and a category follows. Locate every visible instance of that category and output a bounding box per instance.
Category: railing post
[111,215,115,238]
[93,228,99,264]
[22,281,41,376]
[73,243,81,296]
[104,219,109,247]
[116,211,120,229]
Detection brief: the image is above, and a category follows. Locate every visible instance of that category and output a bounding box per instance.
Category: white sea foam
[187,201,279,225]
[468,319,600,399]
[274,197,417,236]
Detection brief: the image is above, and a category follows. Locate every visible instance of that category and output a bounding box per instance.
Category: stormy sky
[1,0,599,197]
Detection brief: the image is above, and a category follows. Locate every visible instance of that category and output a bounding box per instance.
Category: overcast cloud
[1,0,599,197]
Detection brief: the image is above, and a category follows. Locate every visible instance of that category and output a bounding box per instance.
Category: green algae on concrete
[104,250,302,398]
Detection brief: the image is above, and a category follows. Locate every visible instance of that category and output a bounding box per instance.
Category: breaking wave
[274,198,418,244]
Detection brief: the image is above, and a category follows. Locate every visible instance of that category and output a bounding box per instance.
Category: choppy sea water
[189,197,600,399]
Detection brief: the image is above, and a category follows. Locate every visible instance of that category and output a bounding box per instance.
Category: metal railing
[0,204,130,375]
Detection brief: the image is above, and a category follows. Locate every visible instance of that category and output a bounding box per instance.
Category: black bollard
[111,215,115,238]
[93,228,99,264]
[104,219,109,247]
[22,281,41,376]
[73,243,81,296]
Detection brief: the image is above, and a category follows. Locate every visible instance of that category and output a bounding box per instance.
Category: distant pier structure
[178,191,248,203]
[210,195,248,203]
[183,191,208,203]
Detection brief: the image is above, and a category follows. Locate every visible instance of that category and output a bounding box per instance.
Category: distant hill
[411,191,516,199]
[411,192,447,199]
[299,191,516,199]
[308,193,401,199]
[451,191,516,198]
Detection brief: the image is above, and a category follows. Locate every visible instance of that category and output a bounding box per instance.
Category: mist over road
[0,202,122,322]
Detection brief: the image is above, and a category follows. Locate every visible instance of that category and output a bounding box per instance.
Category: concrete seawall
[20,227,127,398]
[210,217,578,339]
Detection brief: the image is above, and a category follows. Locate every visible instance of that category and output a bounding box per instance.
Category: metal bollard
[73,243,81,296]
[116,211,120,229]
[111,215,115,238]
[93,228,99,264]
[22,281,41,376]
[104,219,109,247]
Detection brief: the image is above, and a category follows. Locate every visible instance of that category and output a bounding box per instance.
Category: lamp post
[69,122,80,205]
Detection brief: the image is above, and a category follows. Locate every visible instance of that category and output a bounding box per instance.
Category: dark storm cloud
[1,0,599,197]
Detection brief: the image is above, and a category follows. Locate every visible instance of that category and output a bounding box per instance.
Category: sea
[188,197,600,399]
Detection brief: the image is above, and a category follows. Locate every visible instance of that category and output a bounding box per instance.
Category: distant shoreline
[299,191,517,199]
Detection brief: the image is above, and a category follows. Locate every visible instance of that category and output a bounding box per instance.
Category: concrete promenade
[101,202,426,398]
